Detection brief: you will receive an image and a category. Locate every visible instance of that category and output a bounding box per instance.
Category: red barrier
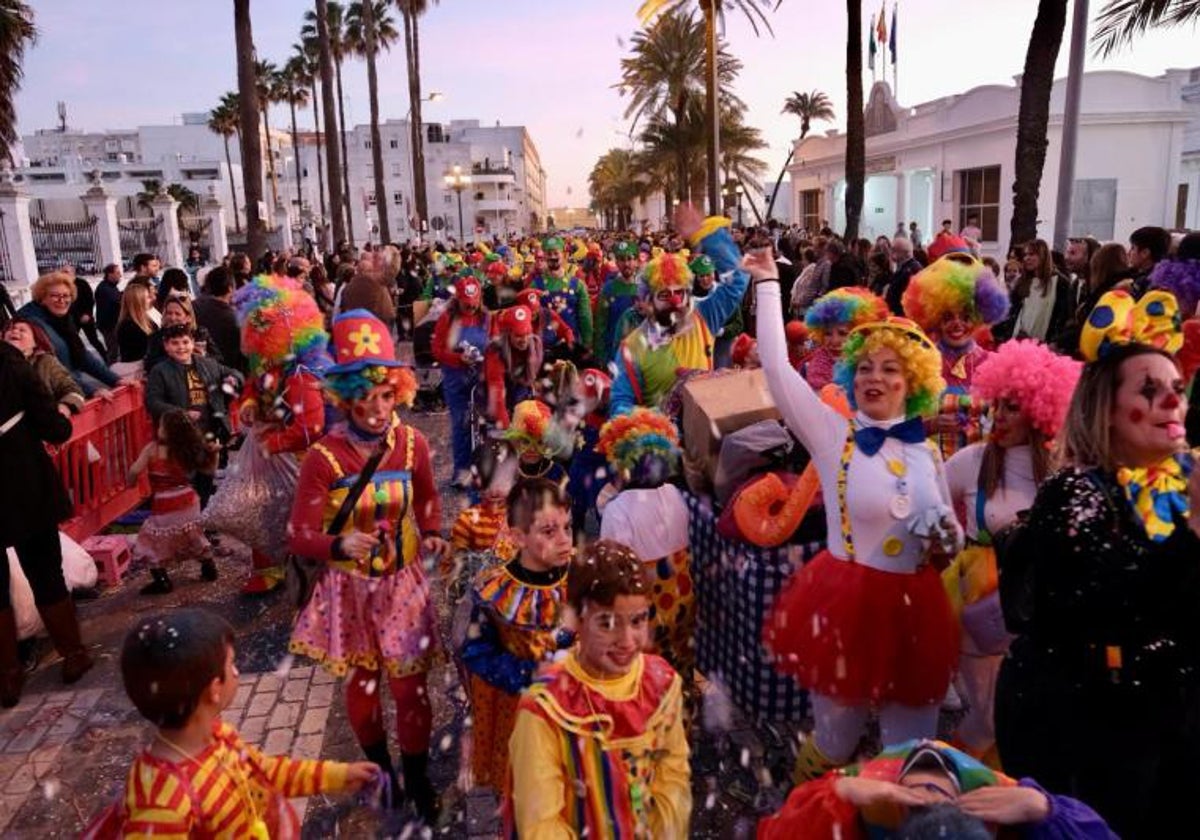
[53,383,153,542]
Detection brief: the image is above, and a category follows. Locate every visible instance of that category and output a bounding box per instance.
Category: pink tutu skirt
[290,564,440,679]
[136,504,209,565]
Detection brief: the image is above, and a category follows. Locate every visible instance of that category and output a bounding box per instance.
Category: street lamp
[723,181,745,227]
[444,164,471,243]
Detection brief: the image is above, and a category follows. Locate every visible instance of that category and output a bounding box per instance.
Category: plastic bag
[8,532,98,640]
[202,428,299,563]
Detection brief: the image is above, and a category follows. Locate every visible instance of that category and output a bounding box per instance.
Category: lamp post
[444,164,470,244]
[723,181,745,227]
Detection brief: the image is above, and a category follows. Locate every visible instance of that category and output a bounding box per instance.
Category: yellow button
[883,536,904,556]
[887,459,907,477]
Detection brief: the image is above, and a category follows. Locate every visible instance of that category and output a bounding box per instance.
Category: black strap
[328,432,392,537]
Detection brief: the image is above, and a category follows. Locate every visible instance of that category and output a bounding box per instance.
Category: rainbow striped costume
[504,651,691,838]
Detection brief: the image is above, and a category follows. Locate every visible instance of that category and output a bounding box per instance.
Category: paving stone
[0,791,24,833]
[288,666,314,681]
[292,733,324,759]
[262,728,292,756]
[307,683,335,709]
[268,702,301,730]
[239,715,268,744]
[310,668,336,686]
[282,680,309,703]
[3,764,35,796]
[68,688,105,713]
[299,707,329,736]
[245,692,275,719]
[228,684,253,711]
[254,674,284,696]
[2,725,47,755]
[27,745,61,778]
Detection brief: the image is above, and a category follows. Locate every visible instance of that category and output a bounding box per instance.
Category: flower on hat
[348,323,383,358]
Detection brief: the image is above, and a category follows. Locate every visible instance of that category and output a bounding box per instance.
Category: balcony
[469,170,515,186]
[476,198,519,213]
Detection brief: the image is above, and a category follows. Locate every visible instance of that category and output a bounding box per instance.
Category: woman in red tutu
[749,249,962,782]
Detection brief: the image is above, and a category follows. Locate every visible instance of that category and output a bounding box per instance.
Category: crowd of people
[2,208,1199,838]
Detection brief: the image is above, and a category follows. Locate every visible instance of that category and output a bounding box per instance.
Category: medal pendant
[889,494,911,519]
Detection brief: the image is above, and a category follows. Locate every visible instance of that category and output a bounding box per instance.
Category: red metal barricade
[53,383,153,542]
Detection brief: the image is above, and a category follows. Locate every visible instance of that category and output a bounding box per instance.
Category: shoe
[401,751,440,825]
[0,608,23,707]
[140,568,174,596]
[241,573,281,596]
[200,558,219,582]
[37,599,93,685]
[363,741,404,810]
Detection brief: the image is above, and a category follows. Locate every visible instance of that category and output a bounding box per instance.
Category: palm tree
[767,89,834,219]
[310,1,345,247]
[280,56,311,223]
[843,0,865,241]
[1094,0,1200,55]
[234,0,266,256]
[208,94,242,233]
[254,59,285,216]
[303,1,354,244]
[1010,0,1068,251]
[347,1,399,243]
[397,0,440,233]
[637,0,782,214]
[294,40,328,230]
[0,1,35,161]
[136,181,200,223]
[589,148,646,230]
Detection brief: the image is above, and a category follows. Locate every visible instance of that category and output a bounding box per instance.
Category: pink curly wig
[970,339,1081,438]
[902,254,1010,332]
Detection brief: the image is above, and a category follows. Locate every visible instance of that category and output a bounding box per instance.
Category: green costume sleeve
[575,278,594,348]
[593,286,610,360]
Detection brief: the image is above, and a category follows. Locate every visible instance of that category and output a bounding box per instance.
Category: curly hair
[158,410,212,473]
[1147,258,1200,318]
[324,364,417,408]
[833,323,945,418]
[971,340,1081,439]
[597,407,681,482]
[902,254,1010,332]
[804,287,889,341]
[233,274,330,377]
[639,252,693,297]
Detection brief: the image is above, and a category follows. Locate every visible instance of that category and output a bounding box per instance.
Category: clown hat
[689,254,716,276]
[455,276,483,305]
[500,304,534,337]
[927,234,972,262]
[514,287,542,311]
[326,309,404,374]
[580,368,612,401]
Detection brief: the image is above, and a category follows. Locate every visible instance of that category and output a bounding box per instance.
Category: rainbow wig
[597,408,681,476]
[1148,258,1200,318]
[504,399,554,458]
[639,253,693,297]
[233,274,330,377]
[805,287,889,341]
[325,365,417,408]
[970,339,1081,438]
[901,254,1010,332]
[833,319,946,418]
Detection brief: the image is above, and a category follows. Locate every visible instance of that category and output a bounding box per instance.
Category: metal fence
[31,216,102,274]
[0,209,13,285]
[117,216,165,265]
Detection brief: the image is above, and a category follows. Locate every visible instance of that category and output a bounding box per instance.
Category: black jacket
[144,355,243,441]
[191,294,244,372]
[95,278,122,334]
[0,343,73,545]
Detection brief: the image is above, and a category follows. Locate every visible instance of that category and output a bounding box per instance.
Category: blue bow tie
[854,417,927,456]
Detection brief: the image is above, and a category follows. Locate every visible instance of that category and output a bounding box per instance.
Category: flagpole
[893,3,899,100]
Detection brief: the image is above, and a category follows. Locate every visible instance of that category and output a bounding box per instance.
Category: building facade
[788,68,1200,254]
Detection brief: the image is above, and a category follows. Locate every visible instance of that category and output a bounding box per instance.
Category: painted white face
[1111,353,1187,466]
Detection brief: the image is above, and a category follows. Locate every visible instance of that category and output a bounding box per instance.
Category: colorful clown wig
[804,287,889,342]
[970,340,1081,439]
[1148,258,1200,318]
[504,399,554,458]
[833,318,946,418]
[596,407,681,479]
[901,254,1010,333]
[639,252,693,297]
[325,365,417,408]
[233,274,330,377]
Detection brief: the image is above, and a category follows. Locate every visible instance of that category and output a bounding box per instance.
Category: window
[1072,178,1117,240]
[367,192,376,206]
[444,194,453,205]
[393,192,404,205]
[391,163,403,177]
[364,140,372,149]
[389,138,399,149]
[799,189,821,233]
[956,166,1001,241]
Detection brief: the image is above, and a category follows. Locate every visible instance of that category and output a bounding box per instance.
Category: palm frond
[1093,0,1200,57]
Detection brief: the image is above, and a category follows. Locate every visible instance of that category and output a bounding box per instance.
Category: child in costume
[459,478,575,791]
[101,608,376,837]
[942,340,1080,766]
[598,408,695,680]
[564,367,612,532]
[230,273,329,594]
[902,254,1010,460]
[287,309,449,824]
[802,287,889,390]
[752,248,963,783]
[128,410,218,595]
[484,304,544,428]
[758,739,1115,839]
[504,398,571,484]
[504,540,692,838]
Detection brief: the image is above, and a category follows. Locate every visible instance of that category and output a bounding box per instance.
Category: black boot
[140,567,174,595]
[401,751,439,825]
[363,741,403,809]
[199,557,218,582]
[37,598,93,684]
[0,608,23,707]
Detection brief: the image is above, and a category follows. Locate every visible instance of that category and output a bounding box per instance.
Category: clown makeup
[350,382,397,435]
[576,594,651,679]
[939,311,973,348]
[990,396,1032,449]
[853,346,908,421]
[1111,353,1188,467]
[511,504,573,573]
[826,324,852,354]
[653,286,690,327]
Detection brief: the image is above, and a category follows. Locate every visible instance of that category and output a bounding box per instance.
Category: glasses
[46,292,72,302]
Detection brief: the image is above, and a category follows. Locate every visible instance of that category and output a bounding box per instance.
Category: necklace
[883,439,911,519]
[155,731,270,840]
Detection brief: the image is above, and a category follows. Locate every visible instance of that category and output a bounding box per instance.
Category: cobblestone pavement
[0,402,823,838]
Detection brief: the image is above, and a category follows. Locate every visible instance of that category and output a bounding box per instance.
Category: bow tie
[1115,453,1192,542]
[853,417,927,456]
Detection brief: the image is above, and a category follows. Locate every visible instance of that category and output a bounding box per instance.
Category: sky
[15,0,1200,208]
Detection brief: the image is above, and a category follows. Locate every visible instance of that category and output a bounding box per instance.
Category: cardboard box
[680,368,781,486]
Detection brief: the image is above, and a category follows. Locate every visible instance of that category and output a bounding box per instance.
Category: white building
[788,67,1200,254]
[282,118,548,243]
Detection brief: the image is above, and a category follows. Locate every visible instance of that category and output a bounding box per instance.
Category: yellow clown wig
[901,254,1010,332]
[833,318,946,418]
[639,252,693,298]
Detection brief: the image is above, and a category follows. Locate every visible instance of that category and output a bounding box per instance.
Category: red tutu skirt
[763,550,958,706]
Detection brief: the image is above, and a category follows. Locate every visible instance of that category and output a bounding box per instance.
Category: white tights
[810,693,940,764]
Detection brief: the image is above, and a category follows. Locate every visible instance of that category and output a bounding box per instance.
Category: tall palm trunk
[288,95,303,219]
[262,103,280,214]
[702,0,720,216]
[234,0,266,256]
[363,0,390,243]
[843,0,865,241]
[406,8,430,231]
[316,0,345,247]
[672,100,688,212]
[334,56,355,245]
[311,77,328,227]
[1010,0,1068,251]
[222,133,241,233]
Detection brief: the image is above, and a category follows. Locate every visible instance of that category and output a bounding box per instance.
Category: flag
[868,13,877,70]
[890,3,898,63]
[877,2,887,44]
